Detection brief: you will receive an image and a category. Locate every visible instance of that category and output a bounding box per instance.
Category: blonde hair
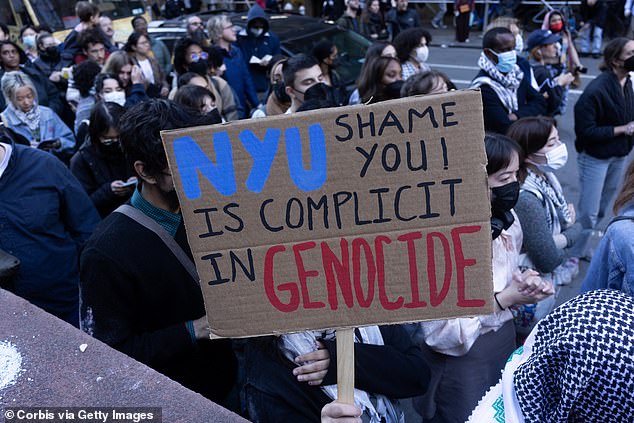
[1,71,37,106]
[207,15,231,44]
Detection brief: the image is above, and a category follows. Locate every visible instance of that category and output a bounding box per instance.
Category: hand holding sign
[321,401,362,423]
[293,341,330,385]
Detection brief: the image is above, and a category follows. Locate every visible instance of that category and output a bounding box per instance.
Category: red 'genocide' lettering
[262,225,484,312]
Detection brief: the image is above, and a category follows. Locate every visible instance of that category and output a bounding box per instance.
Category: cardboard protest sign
[161,89,493,338]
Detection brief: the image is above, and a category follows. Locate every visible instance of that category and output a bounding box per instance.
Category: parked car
[148,11,371,87]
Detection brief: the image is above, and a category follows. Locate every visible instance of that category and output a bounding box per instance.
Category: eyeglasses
[190,52,209,62]
[100,137,120,146]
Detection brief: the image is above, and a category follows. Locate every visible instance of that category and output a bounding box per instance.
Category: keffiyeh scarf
[9,102,41,135]
[467,289,634,423]
[471,52,524,114]
[280,327,404,423]
[521,169,572,235]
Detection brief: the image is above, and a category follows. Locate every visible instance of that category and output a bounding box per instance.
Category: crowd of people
[1,1,634,422]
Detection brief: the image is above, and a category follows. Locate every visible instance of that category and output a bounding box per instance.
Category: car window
[282,28,369,86]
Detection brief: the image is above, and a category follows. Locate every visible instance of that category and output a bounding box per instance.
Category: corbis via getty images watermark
[3,407,161,423]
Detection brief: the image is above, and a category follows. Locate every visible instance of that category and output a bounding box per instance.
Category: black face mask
[273,81,290,103]
[188,60,208,77]
[40,46,60,63]
[490,181,519,240]
[624,56,634,72]
[206,108,222,124]
[304,82,335,105]
[100,142,124,159]
[384,80,405,100]
[491,212,515,240]
[329,57,341,69]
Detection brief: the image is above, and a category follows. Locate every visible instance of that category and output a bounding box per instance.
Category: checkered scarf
[515,289,634,422]
[467,290,634,423]
[471,52,523,114]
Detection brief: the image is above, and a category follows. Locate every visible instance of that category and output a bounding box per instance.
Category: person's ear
[134,160,158,185]
[484,48,498,64]
[285,85,295,99]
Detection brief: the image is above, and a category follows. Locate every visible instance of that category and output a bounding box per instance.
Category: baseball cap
[526,29,561,51]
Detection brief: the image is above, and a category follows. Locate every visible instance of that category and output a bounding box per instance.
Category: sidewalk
[426,24,485,49]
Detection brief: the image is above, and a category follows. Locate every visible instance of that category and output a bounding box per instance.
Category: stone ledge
[0,289,248,423]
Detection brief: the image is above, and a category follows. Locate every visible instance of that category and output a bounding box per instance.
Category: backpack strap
[114,204,199,284]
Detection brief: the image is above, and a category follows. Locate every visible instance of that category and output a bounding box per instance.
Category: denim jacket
[581,203,634,296]
[1,105,75,155]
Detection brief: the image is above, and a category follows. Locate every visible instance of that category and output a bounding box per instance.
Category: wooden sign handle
[336,328,355,404]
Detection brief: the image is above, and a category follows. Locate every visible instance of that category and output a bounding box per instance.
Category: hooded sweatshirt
[237,4,282,92]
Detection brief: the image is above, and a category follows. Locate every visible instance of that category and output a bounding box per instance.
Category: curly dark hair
[78,28,107,51]
[393,28,431,63]
[173,37,203,75]
[74,60,102,97]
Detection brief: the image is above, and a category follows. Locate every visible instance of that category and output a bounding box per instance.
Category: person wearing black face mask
[32,33,66,91]
[408,135,554,423]
[263,56,291,116]
[70,101,135,218]
[574,38,634,238]
[312,41,348,106]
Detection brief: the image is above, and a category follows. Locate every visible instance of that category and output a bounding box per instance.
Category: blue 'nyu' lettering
[173,124,328,199]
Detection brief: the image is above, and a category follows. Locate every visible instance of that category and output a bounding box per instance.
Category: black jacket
[69,140,133,218]
[80,214,237,402]
[475,58,547,134]
[244,325,430,422]
[580,0,608,27]
[362,12,388,40]
[574,71,634,159]
[531,61,565,116]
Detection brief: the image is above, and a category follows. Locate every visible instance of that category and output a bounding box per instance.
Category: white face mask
[250,28,264,37]
[533,143,568,172]
[515,33,524,54]
[414,46,429,64]
[102,91,126,107]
